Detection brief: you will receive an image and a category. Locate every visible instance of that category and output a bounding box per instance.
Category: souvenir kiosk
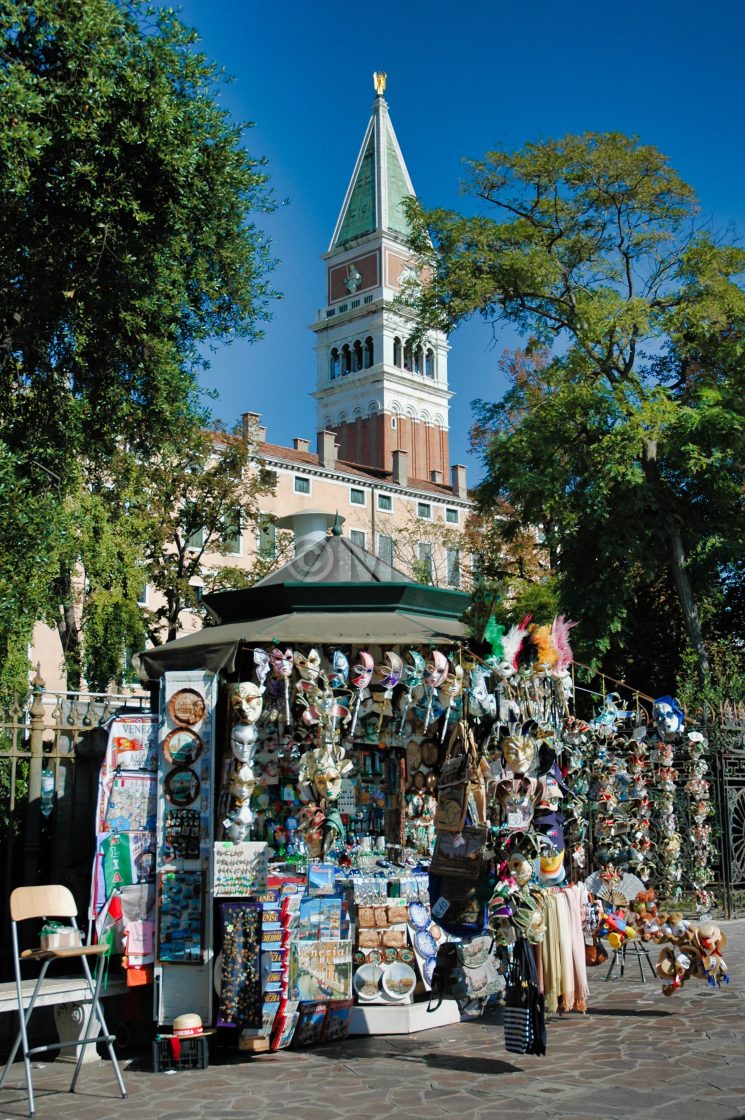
[134,526,472,1047]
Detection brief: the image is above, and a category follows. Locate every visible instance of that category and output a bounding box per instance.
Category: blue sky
[174,0,745,476]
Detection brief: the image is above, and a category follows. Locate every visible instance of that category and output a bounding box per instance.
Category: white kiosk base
[349,999,461,1036]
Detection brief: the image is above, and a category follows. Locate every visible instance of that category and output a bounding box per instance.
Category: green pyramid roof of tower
[333,94,415,249]
[336,133,376,245]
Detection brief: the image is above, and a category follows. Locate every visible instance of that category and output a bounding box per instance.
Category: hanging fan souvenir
[584,870,646,908]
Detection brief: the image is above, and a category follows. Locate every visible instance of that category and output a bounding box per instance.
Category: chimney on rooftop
[242,411,263,444]
[293,437,311,453]
[451,463,468,498]
[317,430,338,470]
[430,469,443,485]
[392,449,409,488]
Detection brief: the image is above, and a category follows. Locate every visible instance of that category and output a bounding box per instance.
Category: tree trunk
[641,440,711,684]
[53,572,83,690]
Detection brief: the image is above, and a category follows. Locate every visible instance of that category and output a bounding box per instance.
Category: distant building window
[330,348,340,379]
[417,542,433,583]
[393,337,402,367]
[378,493,392,512]
[257,515,277,559]
[364,293,373,304]
[222,510,242,555]
[184,503,205,550]
[350,529,366,548]
[417,502,431,520]
[390,416,397,429]
[294,476,311,494]
[446,508,459,524]
[446,548,461,588]
[364,337,374,367]
[378,534,394,567]
[350,487,365,506]
[136,583,148,607]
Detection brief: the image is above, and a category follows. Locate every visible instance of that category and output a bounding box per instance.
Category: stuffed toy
[691,923,729,988]
[656,943,692,995]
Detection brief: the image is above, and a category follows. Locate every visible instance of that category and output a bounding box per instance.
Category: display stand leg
[604,949,619,981]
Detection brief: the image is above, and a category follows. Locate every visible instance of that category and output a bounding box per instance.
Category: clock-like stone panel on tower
[328,251,379,303]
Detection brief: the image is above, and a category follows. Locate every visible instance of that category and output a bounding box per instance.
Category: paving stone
[1,920,742,1120]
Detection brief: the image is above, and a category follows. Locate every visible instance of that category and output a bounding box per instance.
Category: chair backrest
[10,885,78,923]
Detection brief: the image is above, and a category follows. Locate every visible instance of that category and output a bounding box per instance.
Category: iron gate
[714,714,745,918]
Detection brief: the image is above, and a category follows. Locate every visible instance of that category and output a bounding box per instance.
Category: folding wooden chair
[0,885,126,1117]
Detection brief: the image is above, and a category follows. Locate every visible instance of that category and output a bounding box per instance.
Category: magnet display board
[155,670,218,1026]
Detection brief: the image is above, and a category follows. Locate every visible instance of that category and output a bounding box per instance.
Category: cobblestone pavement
[1,921,743,1120]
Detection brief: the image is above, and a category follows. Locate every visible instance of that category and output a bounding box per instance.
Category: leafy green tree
[133,420,280,644]
[0,0,277,685]
[0,441,66,699]
[405,133,745,682]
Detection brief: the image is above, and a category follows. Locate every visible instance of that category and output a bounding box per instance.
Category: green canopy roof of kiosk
[134,533,470,682]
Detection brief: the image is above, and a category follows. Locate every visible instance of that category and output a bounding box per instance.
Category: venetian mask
[230,682,263,725]
[315,768,342,802]
[502,736,535,775]
[294,648,321,683]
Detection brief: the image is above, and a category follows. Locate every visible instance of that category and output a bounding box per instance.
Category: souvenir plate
[423,956,436,985]
[167,688,206,727]
[164,766,201,807]
[414,929,437,958]
[353,963,383,1002]
[382,961,416,1001]
[408,901,430,929]
[163,728,203,767]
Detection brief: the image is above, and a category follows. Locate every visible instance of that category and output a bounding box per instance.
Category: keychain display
[217,902,262,1028]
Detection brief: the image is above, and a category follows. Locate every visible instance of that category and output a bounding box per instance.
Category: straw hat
[173,1013,203,1037]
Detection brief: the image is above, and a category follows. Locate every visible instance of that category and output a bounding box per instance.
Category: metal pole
[23,667,46,888]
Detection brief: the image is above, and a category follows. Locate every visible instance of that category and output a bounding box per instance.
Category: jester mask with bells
[230,681,263,725]
[298,741,354,803]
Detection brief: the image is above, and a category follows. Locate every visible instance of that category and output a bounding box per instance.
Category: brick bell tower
[311,73,453,482]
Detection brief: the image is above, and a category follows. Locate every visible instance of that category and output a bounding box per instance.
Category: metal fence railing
[0,669,151,976]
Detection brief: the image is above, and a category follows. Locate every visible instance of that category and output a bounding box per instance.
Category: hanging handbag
[434,721,474,833]
[503,936,546,1057]
[430,824,489,881]
[453,933,503,1004]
